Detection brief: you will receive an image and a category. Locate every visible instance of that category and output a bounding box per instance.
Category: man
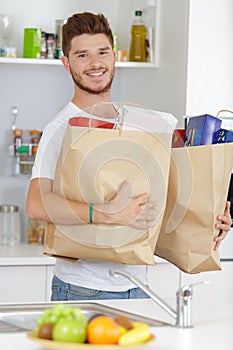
[27,12,232,301]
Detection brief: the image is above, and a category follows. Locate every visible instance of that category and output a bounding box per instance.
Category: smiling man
[26,12,158,301]
[26,12,232,301]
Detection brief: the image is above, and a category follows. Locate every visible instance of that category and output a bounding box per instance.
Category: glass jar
[28,219,46,244]
[0,205,21,245]
[17,145,32,174]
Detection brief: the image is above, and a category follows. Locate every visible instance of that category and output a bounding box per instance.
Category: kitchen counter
[0,294,232,350]
[0,245,232,349]
[0,243,55,266]
[0,243,166,266]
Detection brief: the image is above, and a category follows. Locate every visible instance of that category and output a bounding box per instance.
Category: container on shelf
[17,145,33,174]
[30,129,41,158]
[13,129,22,155]
[40,31,47,59]
[28,219,45,244]
[54,19,65,59]
[23,28,42,59]
[46,33,55,59]
[0,205,21,245]
[129,10,147,62]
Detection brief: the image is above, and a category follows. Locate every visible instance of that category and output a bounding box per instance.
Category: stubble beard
[70,66,115,95]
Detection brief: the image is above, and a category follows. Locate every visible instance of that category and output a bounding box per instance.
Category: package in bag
[44,103,177,265]
[185,114,222,146]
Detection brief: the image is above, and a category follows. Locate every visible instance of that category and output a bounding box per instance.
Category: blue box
[213,128,233,144]
[185,114,222,146]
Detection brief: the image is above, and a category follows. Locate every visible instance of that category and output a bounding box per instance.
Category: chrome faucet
[109,269,208,328]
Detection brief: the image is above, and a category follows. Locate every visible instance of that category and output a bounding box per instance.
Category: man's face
[67,33,115,95]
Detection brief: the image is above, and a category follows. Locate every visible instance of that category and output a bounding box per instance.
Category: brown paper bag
[44,105,176,265]
[155,143,233,273]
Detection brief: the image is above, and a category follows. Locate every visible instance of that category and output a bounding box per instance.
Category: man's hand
[214,201,232,250]
[94,180,157,229]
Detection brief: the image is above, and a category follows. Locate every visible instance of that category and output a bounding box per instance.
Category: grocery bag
[44,103,177,265]
[155,143,233,273]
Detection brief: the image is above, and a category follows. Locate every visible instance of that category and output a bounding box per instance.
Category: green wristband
[89,203,93,224]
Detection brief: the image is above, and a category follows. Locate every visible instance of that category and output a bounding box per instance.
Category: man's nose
[88,54,101,67]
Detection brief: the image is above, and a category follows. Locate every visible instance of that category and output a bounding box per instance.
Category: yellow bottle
[129,11,147,62]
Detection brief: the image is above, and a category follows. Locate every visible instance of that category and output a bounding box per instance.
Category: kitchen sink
[0,301,170,333]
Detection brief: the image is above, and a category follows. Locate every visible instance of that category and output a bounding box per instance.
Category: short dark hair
[62,12,114,57]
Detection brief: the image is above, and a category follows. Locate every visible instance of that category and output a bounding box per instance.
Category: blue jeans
[51,275,149,301]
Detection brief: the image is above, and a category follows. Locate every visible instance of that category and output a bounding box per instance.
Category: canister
[0,205,21,245]
[23,28,42,58]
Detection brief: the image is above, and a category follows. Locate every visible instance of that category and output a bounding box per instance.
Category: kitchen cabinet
[0,244,55,303]
[0,243,181,304]
[0,265,54,303]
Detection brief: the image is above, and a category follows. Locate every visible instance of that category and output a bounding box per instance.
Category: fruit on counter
[87,315,121,344]
[34,304,154,345]
[52,319,86,343]
[118,321,152,346]
[35,304,87,340]
[114,315,133,330]
[38,323,54,340]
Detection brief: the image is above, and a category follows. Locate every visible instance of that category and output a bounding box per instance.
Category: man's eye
[99,50,108,56]
[77,53,87,58]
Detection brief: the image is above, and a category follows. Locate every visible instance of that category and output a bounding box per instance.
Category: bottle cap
[13,129,23,136]
[135,10,143,16]
[30,129,40,136]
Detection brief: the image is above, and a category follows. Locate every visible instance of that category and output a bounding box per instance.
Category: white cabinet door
[0,266,47,303]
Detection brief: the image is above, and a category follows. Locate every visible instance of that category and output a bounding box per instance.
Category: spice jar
[30,129,40,159]
[13,129,22,155]
[17,145,32,174]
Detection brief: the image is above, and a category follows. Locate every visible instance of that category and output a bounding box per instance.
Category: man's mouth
[86,70,105,77]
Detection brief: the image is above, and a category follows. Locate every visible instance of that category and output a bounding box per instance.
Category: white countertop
[0,243,55,266]
[0,243,166,266]
[0,295,232,350]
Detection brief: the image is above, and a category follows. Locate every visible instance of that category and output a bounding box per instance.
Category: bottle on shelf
[30,129,40,159]
[13,129,22,155]
[144,0,156,63]
[40,31,47,59]
[129,10,147,62]
[46,33,55,59]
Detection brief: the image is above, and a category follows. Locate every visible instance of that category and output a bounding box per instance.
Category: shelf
[0,57,157,68]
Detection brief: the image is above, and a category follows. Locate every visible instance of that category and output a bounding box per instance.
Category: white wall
[185,0,233,115]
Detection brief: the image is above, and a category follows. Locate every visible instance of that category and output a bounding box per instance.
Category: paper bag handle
[216,109,233,118]
[87,101,124,135]
[86,101,149,135]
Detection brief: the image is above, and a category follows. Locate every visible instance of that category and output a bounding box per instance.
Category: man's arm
[26,178,156,229]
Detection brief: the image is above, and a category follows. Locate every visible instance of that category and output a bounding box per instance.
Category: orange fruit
[87,315,121,344]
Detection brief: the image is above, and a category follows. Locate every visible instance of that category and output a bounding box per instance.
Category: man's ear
[62,56,70,73]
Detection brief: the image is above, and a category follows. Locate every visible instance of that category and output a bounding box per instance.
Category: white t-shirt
[31,101,149,291]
